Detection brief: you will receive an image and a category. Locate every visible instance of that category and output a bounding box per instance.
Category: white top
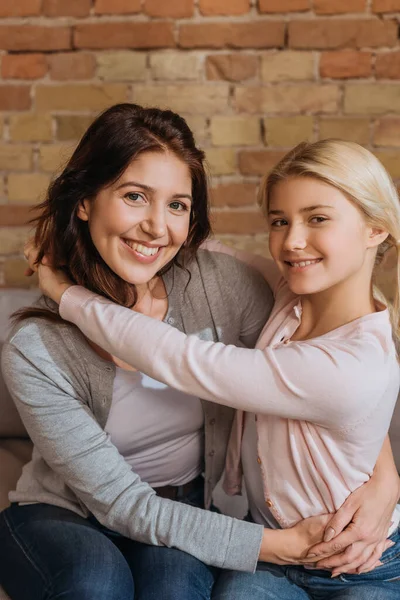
[106,368,204,487]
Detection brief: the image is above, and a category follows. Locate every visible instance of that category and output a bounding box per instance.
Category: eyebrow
[268,204,335,215]
[116,181,192,202]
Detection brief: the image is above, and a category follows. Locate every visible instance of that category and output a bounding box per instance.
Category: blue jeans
[212,528,400,600]
[0,484,218,599]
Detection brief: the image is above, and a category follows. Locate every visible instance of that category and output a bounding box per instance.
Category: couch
[1,287,400,599]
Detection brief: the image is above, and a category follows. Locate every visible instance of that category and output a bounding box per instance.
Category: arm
[305,435,400,576]
[59,285,385,429]
[1,325,338,572]
[1,331,263,573]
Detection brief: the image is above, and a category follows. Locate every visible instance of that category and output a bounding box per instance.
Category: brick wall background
[0,0,397,294]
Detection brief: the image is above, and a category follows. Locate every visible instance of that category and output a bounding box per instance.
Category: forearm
[373,435,400,493]
[59,286,376,428]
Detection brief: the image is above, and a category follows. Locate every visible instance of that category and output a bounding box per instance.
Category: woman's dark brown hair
[16,103,211,322]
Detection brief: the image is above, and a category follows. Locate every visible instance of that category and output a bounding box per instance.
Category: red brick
[212,210,267,234]
[0,86,31,111]
[320,50,372,78]
[289,19,397,49]
[0,205,40,227]
[94,0,141,14]
[376,52,400,79]
[200,0,250,15]
[74,22,175,50]
[49,53,96,81]
[211,183,257,207]
[238,150,286,176]
[206,54,258,81]
[372,0,400,12]
[0,0,41,17]
[144,0,194,17]
[179,22,285,49]
[314,0,365,13]
[259,0,309,12]
[0,26,71,52]
[42,0,91,17]
[1,54,48,80]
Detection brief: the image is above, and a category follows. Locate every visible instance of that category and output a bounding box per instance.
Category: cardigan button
[266,499,273,508]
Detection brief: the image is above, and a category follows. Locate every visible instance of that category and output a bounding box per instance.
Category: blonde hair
[258,139,400,343]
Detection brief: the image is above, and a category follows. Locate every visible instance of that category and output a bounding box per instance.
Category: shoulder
[195,246,271,291]
[3,308,91,374]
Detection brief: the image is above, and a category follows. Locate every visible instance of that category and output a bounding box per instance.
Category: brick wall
[0,0,398,293]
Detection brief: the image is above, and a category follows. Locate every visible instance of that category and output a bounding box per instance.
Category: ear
[77,199,90,222]
[366,227,389,249]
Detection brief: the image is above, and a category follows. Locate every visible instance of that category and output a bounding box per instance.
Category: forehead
[268,176,352,213]
[116,151,192,187]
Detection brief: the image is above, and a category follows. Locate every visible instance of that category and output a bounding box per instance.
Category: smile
[123,239,160,257]
[285,259,322,268]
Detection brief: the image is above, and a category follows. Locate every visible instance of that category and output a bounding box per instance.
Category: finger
[307,524,371,559]
[356,544,385,574]
[322,504,359,542]
[316,542,369,570]
[330,546,376,577]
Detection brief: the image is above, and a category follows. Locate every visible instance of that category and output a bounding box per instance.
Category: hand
[259,514,333,565]
[305,473,400,577]
[24,239,73,305]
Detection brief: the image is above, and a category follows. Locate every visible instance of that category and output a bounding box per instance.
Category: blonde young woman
[17,140,400,598]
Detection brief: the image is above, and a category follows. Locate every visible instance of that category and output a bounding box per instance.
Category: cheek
[171,217,191,247]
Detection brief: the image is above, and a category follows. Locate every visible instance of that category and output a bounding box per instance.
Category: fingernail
[331,572,341,578]
[307,554,317,558]
[324,527,335,542]
[377,561,383,566]
[389,541,396,548]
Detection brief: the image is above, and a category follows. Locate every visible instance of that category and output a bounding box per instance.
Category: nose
[283,224,307,251]
[140,204,167,239]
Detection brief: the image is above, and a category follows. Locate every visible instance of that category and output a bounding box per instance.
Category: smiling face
[267,176,382,297]
[77,151,192,287]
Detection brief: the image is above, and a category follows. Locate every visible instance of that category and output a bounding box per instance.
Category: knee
[53,547,134,600]
[134,547,216,600]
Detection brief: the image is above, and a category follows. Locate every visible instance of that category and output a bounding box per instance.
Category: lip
[284,258,322,271]
[121,238,163,264]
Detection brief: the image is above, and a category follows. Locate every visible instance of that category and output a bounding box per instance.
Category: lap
[119,540,219,600]
[0,503,134,600]
[212,565,309,600]
[0,502,218,600]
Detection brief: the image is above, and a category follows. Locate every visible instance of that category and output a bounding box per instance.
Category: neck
[291,270,376,341]
[134,276,167,319]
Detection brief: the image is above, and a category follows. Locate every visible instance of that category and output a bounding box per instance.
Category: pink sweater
[59,247,399,527]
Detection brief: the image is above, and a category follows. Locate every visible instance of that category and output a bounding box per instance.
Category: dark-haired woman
[0,105,398,600]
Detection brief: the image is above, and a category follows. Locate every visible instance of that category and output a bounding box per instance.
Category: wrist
[259,528,292,565]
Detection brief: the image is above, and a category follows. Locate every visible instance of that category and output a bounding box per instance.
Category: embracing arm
[1,324,336,571]
[1,329,263,572]
[59,286,384,429]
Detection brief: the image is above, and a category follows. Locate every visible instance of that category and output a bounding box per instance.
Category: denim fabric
[212,528,400,600]
[0,478,218,600]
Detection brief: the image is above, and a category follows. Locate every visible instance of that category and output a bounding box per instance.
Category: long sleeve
[60,287,392,430]
[1,325,264,572]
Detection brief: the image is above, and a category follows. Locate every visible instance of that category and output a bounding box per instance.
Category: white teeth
[290,259,320,267]
[124,240,159,256]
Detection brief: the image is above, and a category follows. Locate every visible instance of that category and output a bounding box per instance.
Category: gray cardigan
[2,249,273,572]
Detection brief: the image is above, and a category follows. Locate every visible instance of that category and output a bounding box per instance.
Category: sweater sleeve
[1,327,263,573]
[60,287,389,430]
